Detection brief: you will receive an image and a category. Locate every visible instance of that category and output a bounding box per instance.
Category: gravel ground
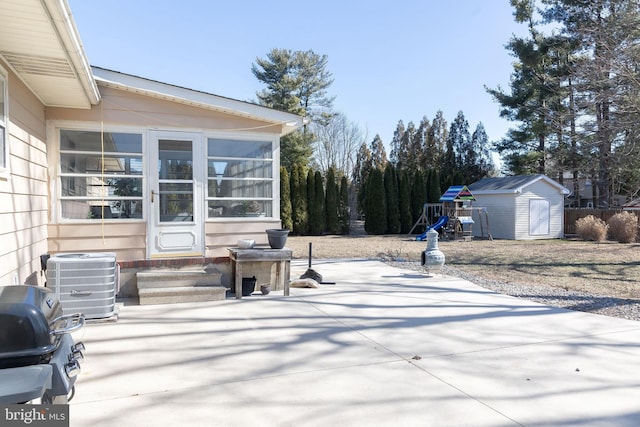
[287,229,640,322]
[390,260,640,322]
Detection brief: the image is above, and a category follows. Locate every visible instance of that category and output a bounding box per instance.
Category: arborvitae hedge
[280,166,293,231]
[306,169,320,235]
[410,170,427,231]
[325,167,339,234]
[313,170,326,234]
[399,170,412,234]
[365,168,387,235]
[384,164,401,234]
[338,175,350,234]
[291,164,308,235]
[428,169,441,205]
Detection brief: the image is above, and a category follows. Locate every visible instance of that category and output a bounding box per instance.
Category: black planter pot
[266,229,289,249]
[241,276,256,296]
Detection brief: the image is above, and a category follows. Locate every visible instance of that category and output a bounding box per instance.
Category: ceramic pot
[260,284,271,295]
[266,229,289,249]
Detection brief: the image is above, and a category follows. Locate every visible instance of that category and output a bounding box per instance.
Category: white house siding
[471,194,517,240]
[0,63,49,285]
[47,223,147,261]
[205,220,281,257]
[514,180,564,240]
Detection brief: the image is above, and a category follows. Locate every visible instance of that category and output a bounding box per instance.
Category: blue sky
[68,0,525,154]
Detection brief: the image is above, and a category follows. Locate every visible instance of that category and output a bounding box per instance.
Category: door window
[157,139,193,222]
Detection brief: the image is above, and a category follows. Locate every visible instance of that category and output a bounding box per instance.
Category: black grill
[0,285,85,403]
[0,286,64,368]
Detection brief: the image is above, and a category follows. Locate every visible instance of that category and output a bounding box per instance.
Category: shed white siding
[469,175,568,240]
[472,194,517,239]
[514,180,565,239]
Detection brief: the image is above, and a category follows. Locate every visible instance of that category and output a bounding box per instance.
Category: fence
[564,208,640,235]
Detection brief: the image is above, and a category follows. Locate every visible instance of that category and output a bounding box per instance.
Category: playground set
[412,185,492,241]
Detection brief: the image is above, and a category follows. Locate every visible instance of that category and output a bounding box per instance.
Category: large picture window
[59,130,143,220]
[207,138,273,218]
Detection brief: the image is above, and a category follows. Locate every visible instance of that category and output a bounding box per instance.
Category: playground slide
[416,216,449,241]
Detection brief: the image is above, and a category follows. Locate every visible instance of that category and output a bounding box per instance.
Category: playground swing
[409,203,444,236]
[476,208,493,241]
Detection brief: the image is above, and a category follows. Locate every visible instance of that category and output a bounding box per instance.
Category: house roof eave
[92,67,304,136]
[44,0,101,106]
[0,0,100,108]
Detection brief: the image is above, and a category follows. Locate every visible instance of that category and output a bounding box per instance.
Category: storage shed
[468,175,570,240]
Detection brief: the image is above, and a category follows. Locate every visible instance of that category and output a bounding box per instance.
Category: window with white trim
[59,130,143,220]
[207,138,273,218]
[0,70,7,172]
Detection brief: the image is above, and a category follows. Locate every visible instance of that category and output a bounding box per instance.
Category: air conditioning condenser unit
[46,252,119,319]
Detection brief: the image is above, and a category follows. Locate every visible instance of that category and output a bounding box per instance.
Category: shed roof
[439,185,476,202]
[468,174,570,195]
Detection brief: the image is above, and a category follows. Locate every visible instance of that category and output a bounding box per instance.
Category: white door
[529,198,550,236]
[148,131,204,258]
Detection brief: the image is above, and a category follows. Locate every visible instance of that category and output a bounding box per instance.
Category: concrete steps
[136,270,226,305]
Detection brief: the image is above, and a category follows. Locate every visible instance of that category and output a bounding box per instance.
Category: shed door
[147,131,204,258]
[529,199,550,235]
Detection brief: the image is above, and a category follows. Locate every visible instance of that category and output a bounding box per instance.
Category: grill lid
[0,285,63,367]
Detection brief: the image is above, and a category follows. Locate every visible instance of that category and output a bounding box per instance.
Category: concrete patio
[69,259,640,426]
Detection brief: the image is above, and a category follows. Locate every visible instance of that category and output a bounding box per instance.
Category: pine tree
[446,111,471,180]
[369,134,388,170]
[364,168,386,235]
[398,121,416,171]
[541,0,640,207]
[485,27,558,176]
[425,111,447,170]
[325,167,339,234]
[280,166,293,231]
[252,48,304,114]
[468,123,494,182]
[384,164,401,234]
[414,116,431,171]
[389,120,406,169]
[252,48,334,169]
